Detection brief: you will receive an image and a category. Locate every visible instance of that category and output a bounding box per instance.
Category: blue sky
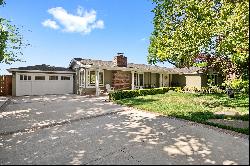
[0,0,173,74]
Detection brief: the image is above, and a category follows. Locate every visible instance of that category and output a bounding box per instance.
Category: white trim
[86,69,104,88]
[79,68,85,88]
[19,74,32,81]
[95,69,99,96]
[131,71,135,90]
[134,72,144,89]
[7,69,75,74]
[97,66,180,74]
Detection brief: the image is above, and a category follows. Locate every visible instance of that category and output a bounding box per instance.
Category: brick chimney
[113,53,127,67]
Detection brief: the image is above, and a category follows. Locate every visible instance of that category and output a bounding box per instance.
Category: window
[90,71,96,85]
[49,76,58,80]
[61,76,70,80]
[20,75,31,80]
[35,76,45,80]
[134,73,137,86]
[134,73,144,87]
[79,69,85,87]
[99,72,104,85]
[207,74,218,86]
[87,70,104,87]
[139,74,144,86]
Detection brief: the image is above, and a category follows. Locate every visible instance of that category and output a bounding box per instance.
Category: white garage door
[16,73,73,96]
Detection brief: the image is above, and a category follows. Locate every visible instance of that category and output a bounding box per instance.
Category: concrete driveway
[0,94,249,165]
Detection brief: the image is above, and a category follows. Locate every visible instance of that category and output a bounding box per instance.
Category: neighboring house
[7,65,75,96]
[7,53,223,96]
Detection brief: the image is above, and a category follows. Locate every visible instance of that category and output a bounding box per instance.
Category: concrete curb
[0,97,12,112]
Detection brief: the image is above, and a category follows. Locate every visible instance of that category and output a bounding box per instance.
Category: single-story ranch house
[7,53,222,96]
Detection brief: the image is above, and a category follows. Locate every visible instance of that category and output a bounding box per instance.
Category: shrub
[183,86,201,93]
[168,87,182,92]
[201,87,210,94]
[209,86,224,94]
[109,87,171,100]
[182,86,225,94]
[229,79,249,94]
[175,87,183,93]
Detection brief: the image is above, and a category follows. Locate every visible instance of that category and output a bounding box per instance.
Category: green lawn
[115,92,249,134]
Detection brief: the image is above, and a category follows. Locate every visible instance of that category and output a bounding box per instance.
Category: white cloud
[141,38,146,41]
[91,20,104,29]
[42,19,60,29]
[43,6,104,34]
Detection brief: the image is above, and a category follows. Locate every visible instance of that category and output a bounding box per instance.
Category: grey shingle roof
[73,58,200,74]
[77,59,114,67]
[9,64,73,72]
[172,67,202,73]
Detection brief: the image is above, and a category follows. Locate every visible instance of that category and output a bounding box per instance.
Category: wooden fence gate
[0,75,12,96]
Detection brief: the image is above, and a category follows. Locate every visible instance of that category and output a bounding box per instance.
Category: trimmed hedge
[182,86,226,94]
[109,87,177,100]
[108,86,227,101]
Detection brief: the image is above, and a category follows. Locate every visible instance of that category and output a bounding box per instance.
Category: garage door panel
[17,81,32,96]
[16,73,73,96]
[32,81,49,95]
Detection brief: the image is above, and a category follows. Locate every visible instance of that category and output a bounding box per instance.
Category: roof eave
[7,69,75,74]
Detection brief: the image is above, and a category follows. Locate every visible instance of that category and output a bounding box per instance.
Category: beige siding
[104,70,112,86]
[185,74,202,89]
[144,72,150,87]
[150,73,159,87]
[162,73,170,87]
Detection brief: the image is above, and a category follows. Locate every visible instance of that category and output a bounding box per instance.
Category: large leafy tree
[148,0,249,80]
[0,0,28,64]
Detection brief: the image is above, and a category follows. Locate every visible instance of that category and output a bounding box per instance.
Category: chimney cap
[117,52,124,55]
